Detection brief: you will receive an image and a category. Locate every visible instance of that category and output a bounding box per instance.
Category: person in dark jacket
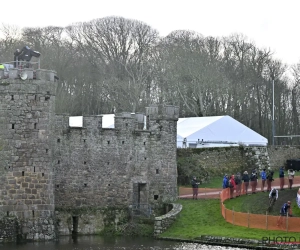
[279,166,285,190]
[222,174,229,189]
[260,169,267,192]
[242,171,250,194]
[266,167,274,191]
[191,176,200,200]
[235,172,242,197]
[250,169,258,194]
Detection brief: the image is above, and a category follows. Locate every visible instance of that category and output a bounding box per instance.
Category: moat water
[0,235,248,250]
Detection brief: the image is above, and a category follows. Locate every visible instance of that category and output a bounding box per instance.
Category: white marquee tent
[177,116,268,148]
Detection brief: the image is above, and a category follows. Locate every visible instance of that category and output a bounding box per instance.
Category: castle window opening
[46,149,48,153]
[11,95,14,100]
[84,183,87,187]
[144,157,147,160]
[7,211,9,216]
[154,195,159,200]
[107,162,110,165]
[45,96,50,101]
[122,141,124,144]
[108,183,110,186]
[56,185,59,188]
[107,141,110,144]
[22,171,24,176]
[143,142,146,145]
[32,210,35,217]
[34,123,37,129]
[42,173,44,177]
[125,123,128,127]
[57,138,60,143]
[84,161,86,164]
[57,160,60,164]
[83,139,86,143]
[34,166,35,172]
[12,124,15,129]
[47,91,50,95]
[156,169,159,174]
[34,95,37,100]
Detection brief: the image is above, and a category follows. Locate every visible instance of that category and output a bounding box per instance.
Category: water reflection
[1,235,249,250]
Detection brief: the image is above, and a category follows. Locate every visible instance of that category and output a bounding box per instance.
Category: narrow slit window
[84,161,86,165]
[84,183,87,187]
[122,141,125,144]
[42,173,44,177]
[144,157,147,160]
[46,149,48,153]
[57,138,60,143]
[11,95,14,100]
[107,141,110,144]
[12,124,15,129]
[22,171,24,176]
[144,142,146,145]
[32,210,35,217]
[33,166,35,172]
[156,169,159,174]
[7,211,9,216]
[107,162,110,165]
[34,123,37,129]
[57,160,60,164]
[83,139,86,143]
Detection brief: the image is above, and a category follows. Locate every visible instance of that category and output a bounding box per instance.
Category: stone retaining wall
[154,203,182,236]
[0,217,17,243]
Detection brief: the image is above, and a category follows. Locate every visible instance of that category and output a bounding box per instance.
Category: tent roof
[177,116,268,146]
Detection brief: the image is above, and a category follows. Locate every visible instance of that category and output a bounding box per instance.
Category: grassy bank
[160,199,300,240]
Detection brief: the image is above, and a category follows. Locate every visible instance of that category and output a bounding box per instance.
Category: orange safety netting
[179,177,300,232]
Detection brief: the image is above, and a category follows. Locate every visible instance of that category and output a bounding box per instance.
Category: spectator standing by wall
[229,174,236,199]
[260,168,267,192]
[191,176,200,200]
[266,167,274,192]
[288,169,295,189]
[250,170,258,194]
[235,172,242,197]
[222,174,229,189]
[242,171,250,195]
[279,166,285,190]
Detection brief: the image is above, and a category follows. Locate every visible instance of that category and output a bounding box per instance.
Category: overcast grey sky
[1,0,299,65]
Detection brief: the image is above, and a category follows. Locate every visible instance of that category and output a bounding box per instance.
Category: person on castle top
[279,166,285,190]
[242,171,250,195]
[288,169,295,189]
[191,176,200,200]
[260,168,267,192]
[266,167,274,192]
[250,169,258,194]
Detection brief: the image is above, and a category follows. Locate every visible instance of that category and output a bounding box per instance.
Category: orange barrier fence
[220,187,300,232]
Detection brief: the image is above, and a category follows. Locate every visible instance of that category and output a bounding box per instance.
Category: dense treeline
[0,17,300,144]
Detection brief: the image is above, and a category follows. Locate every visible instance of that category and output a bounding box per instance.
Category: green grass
[224,188,300,217]
[161,199,300,241]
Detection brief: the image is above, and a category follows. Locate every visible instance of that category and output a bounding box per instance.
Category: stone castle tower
[0,67,179,240]
[0,69,58,241]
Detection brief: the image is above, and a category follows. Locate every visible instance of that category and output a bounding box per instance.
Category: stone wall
[154,203,182,236]
[0,71,58,241]
[0,217,17,243]
[54,105,179,213]
[268,146,300,168]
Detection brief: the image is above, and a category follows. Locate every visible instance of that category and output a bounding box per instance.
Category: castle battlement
[0,66,179,242]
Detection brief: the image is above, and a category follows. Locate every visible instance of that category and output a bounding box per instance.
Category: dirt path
[179,176,300,199]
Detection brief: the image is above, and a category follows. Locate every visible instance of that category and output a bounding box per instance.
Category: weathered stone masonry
[0,69,180,241]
